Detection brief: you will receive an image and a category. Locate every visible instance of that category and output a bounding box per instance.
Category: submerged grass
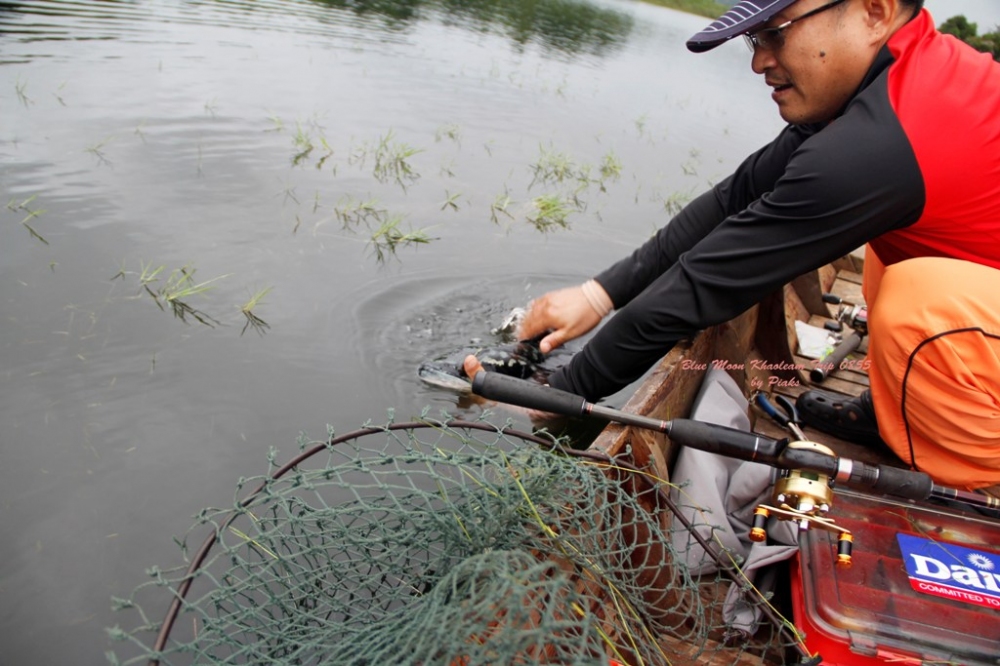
[334,196,385,229]
[240,287,272,337]
[114,261,229,328]
[7,194,48,245]
[350,129,423,189]
[368,216,436,262]
[490,190,514,225]
[85,136,114,167]
[14,75,32,107]
[527,194,576,232]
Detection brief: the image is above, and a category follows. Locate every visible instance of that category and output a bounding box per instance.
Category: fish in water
[418,309,574,394]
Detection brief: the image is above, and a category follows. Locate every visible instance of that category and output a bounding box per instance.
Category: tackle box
[790,489,1000,665]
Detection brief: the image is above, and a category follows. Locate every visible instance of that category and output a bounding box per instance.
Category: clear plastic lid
[797,489,1000,664]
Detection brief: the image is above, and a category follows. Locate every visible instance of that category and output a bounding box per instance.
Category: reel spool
[749,440,854,567]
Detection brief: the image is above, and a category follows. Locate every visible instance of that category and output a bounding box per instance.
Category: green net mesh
[107,418,806,666]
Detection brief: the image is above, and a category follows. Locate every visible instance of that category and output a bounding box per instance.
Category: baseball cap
[686,0,799,52]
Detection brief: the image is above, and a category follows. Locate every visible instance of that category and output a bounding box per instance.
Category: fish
[417,309,574,395]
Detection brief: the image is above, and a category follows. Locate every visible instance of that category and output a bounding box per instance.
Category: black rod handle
[471,371,587,417]
[844,460,933,500]
[665,419,785,465]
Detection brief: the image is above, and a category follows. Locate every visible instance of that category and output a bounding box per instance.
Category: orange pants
[866,253,1000,490]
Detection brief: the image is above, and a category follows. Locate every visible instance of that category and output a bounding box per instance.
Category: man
[465,0,1000,490]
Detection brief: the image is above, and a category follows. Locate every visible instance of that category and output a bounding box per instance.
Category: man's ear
[862,0,905,43]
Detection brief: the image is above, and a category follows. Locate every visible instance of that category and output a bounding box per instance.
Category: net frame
[107,417,813,666]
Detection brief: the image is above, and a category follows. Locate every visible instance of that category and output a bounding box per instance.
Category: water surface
[0,0,783,662]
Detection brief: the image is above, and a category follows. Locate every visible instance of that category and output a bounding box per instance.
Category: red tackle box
[790,489,1000,665]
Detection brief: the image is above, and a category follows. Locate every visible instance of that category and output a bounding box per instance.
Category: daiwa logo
[898,533,1000,610]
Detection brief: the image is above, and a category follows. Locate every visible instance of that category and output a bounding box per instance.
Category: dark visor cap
[686,0,799,52]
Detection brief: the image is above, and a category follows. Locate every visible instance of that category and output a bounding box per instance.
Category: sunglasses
[744,0,847,52]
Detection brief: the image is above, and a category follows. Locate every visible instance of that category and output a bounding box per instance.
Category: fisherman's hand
[518,280,611,353]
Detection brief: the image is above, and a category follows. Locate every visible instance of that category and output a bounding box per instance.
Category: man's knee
[870,257,1000,348]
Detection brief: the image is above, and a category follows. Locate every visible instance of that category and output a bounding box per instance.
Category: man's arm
[550,109,923,401]
[596,123,819,308]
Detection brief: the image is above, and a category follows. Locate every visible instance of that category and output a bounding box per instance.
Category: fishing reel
[822,293,868,337]
[749,439,854,567]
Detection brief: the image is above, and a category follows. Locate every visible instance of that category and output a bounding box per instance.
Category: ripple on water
[348,270,588,412]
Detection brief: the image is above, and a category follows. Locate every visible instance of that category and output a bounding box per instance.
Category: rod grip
[810,332,862,383]
[471,371,587,417]
[847,462,933,501]
[666,419,785,465]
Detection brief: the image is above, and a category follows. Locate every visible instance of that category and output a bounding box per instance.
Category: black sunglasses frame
[744,0,848,52]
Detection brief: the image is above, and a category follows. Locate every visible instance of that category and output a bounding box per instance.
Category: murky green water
[0,0,785,662]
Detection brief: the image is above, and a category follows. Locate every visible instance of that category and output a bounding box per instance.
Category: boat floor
[751,264,892,466]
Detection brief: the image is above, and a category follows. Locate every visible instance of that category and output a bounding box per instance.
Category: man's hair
[901,0,925,10]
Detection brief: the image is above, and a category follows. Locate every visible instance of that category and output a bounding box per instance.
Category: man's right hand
[517,282,609,353]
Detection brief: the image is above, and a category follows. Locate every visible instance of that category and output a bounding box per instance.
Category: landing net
[107,417,806,665]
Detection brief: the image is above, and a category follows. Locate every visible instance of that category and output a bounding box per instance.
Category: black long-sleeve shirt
[548,10,1000,401]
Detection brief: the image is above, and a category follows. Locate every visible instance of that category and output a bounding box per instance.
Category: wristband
[580,279,613,318]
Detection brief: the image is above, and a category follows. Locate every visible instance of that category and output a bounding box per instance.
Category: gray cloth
[669,368,798,636]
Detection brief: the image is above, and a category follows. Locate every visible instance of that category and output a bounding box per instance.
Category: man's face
[748,0,882,124]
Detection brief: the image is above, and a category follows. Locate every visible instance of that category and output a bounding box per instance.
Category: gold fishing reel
[749,439,854,567]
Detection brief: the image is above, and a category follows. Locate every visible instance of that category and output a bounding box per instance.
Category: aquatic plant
[662,190,693,217]
[7,194,48,245]
[85,137,114,167]
[334,196,386,229]
[53,82,67,107]
[350,130,423,189]
[435,123,461,144]
[114,261,229,328]
[527,194,574,232]
[14,75,31,106]
[265,112,284,132]
[529,144,580,187]
[240,287,272,337]
[292,122,314,166]
[597,150,623,192]
[440,190,461,212]
[490,190,514,225]
[368,216,436,263]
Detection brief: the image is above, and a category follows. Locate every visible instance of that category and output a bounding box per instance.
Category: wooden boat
[582,250,1000,666]
[590,249,876,472]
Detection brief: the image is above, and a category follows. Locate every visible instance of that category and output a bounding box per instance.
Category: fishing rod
[472,371,998,555]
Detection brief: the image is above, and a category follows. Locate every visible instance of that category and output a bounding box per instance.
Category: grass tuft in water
[527,194,575,233]
[334,196,385,229]
[490,190,515,226]
[440,190,461,212]
[435,123,461,145]
[119,261,228,327]
[85,137,114,167]
[662,189,693,217]
[598,150,623,191]
[7,195,48,245]
[240,287,272,336]
[350,130,423,189]
[530,145,581,187]
[368,216,436,263]
[14,75,32,107]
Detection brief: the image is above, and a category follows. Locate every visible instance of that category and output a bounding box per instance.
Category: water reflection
[1,0,633,58]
